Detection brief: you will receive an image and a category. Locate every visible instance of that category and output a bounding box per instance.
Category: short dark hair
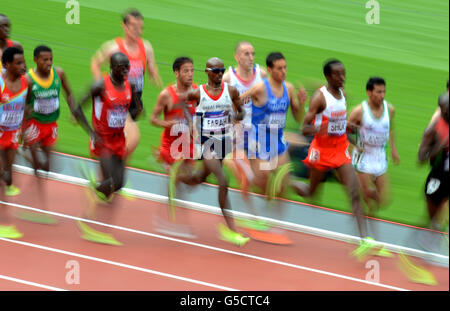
[366,77,386,91]
[266,52,285,68]
[323,59,343,77]
[173,57,193,72]
[1,47,23,65]
[122,8,143,24]
[33,45,52,58]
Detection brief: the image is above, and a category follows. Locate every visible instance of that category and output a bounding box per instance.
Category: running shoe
[77,220,122,246]
[375,246,394,258]
[397,252,437,286]
[0,225,23,239]
[351,237,377,261]
[5,185,20,196]
[218,224,250,246]
[236,218,271,231]
[16,211,58,225]
[246,228,293,245]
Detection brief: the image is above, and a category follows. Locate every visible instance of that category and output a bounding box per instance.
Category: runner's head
[1,47,25,77]
[438,92,449,123]
[323,59,345,89]
[366,77,386,105]
[205,57,225,86]
[234,41,255,71]
[173,56,194,87]
[266,52,286,82]
[110,52,130,83]
[34,45,53,75]
[122,8,144,41]
[0,14,10,40]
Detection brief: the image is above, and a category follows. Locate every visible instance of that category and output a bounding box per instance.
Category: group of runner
[0,9,448,285]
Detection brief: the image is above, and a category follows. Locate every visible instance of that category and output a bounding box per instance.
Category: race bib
[328,118,346,136]
[34,97,59,114]
[107,109,127,128]
[202,113,230,132]
[0,110,23,128]
[268,113,286,127]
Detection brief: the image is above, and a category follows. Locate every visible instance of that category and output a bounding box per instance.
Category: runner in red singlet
[150,57,198,238]
[74,52,132,246]
[0,47,27,239]
[90,8,163,158]
[298,59,371,259]
[0,14,23,73]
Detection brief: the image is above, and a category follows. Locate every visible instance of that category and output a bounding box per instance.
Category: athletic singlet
[161,84,198,145]
[251,78,289,159]
[27,66,62,123]
[115,37,146,92]
[434,117,449,172]
[196,82,233,139]
[0,39,15,73]
[0,73,28,131]
[228,64,263,128]
[313,86,348,147]
[92,74,131,135]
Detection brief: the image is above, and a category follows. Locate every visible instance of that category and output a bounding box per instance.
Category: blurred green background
[3,0,448,227]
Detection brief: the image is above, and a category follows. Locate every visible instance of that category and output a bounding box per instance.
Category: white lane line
[0,238,238,291]
[0,274,67,291]
[1,201,409,291]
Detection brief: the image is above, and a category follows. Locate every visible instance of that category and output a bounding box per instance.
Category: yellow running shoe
[397,252,437,286]
[0,225,23,239]
[218,224,250,247]
[351,237,377,262]
[5,185,20,196]
[77,220,122,246]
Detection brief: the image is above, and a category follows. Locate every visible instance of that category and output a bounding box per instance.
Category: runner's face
[6,54,26,77]
[176,62,194,87]
[367,84,385,105]
[328,64,345,88]
[112,59,130,81]
[206,63,225,85]
[236,44,255,70]
[35,51,53,74]
[0,17,10,39]
[268,59,287,82]
[123,16,143,41]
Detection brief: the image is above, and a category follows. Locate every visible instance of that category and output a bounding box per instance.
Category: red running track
[0,172,448,291]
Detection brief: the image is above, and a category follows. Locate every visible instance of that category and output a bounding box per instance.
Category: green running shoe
[351,237,376,261]
[77,220,122,246]
[0,225,23,239]
[16,211,58,225]
[376,246,394,258]
[236,218,271,231]
[218,223,250,246]
[5,185,20,196]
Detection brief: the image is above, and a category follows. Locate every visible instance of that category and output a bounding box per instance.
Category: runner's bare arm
[150,89,176,128]
[55,67,76,114]
[388,103,400,164]
[144,40,163,89]
[286,82,306,124]
[23,75,34,121]
[302,90,325,136]
[73,80,104,137]
[90,40,117,81]
[229,85,244,121]
[427,107,441,129]
[418,124,439,163]
[347,105,362,150]
[240,82,265,108]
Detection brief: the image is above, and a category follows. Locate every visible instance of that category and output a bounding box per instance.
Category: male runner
[222,42,267,228]
[0,47,27,239]
[177,57,249,246]
[150,56,197,238]
[239,52,308,243]
[90,8,163,157]
[398,93,449,286]
[76,52,132,246]
[300,59,370,259]
[0,14,23,72]
[348,77,400,213]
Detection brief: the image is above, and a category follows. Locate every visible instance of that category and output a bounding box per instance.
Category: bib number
[34,97,59,114]
[328,118,346,136]
[107,109,127,128]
